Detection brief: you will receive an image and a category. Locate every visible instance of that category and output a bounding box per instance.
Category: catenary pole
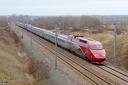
[30,17,32,46]
[55,23,58,68]
[114,23,116,66]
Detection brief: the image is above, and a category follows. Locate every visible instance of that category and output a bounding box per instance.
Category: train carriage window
[44,33,49,36]
[58,38,65,43]
[50,35,55,39]
[79,39,87,43]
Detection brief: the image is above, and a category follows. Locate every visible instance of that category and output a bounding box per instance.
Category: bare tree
[0,16,9,29]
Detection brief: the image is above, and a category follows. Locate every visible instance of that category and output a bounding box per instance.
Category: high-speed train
[16,22,106,64]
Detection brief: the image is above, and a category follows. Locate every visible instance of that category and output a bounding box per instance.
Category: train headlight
[94,54,98,57]
[103,54,106,57]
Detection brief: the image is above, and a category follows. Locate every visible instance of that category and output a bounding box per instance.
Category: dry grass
[0,29,36,84]
[8,23,46,85]
[90,28,104,34]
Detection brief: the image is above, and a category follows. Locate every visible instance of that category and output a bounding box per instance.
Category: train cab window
[97,45,103,49]
[90,45,97,49]
[90,45,103,50]
[79,39,87,43]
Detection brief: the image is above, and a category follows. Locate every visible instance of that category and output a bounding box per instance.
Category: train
[16,22,106,64]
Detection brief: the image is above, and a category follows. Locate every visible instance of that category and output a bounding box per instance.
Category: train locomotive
[16,22,106,64]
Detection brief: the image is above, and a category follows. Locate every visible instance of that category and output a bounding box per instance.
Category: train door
[68,35,74,51]
[84,42,91,59]
[79,39,89,58]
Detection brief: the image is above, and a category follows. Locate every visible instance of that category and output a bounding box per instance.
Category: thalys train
[16,22,106,64]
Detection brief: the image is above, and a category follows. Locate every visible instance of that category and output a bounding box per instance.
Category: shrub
[28,58,36,74]
[91,29,104,34]
[70,27,82,32]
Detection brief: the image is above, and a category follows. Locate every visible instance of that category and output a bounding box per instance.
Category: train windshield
[90,45,103,50]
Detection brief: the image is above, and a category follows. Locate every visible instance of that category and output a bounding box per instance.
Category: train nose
[94,54,105,57]
[93,53,106,62]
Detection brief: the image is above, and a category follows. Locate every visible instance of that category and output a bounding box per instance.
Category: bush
[69,27,82,32]
[91,29,104,34]
[9,32,19,43]
[28,58,36,74]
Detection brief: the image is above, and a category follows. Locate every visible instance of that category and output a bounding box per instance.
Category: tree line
[32,16,101,30]
[7,15,128,31]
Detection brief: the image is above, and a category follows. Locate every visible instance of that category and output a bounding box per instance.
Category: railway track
[13,24,128,85]
[104,65,128,77]
[98,64,128,83]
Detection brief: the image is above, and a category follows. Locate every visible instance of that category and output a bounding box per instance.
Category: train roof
[77,37,95,42]
[78,37,102,45]
[27,24,101,45]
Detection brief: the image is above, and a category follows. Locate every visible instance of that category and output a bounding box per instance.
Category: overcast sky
[0,0,128,16]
